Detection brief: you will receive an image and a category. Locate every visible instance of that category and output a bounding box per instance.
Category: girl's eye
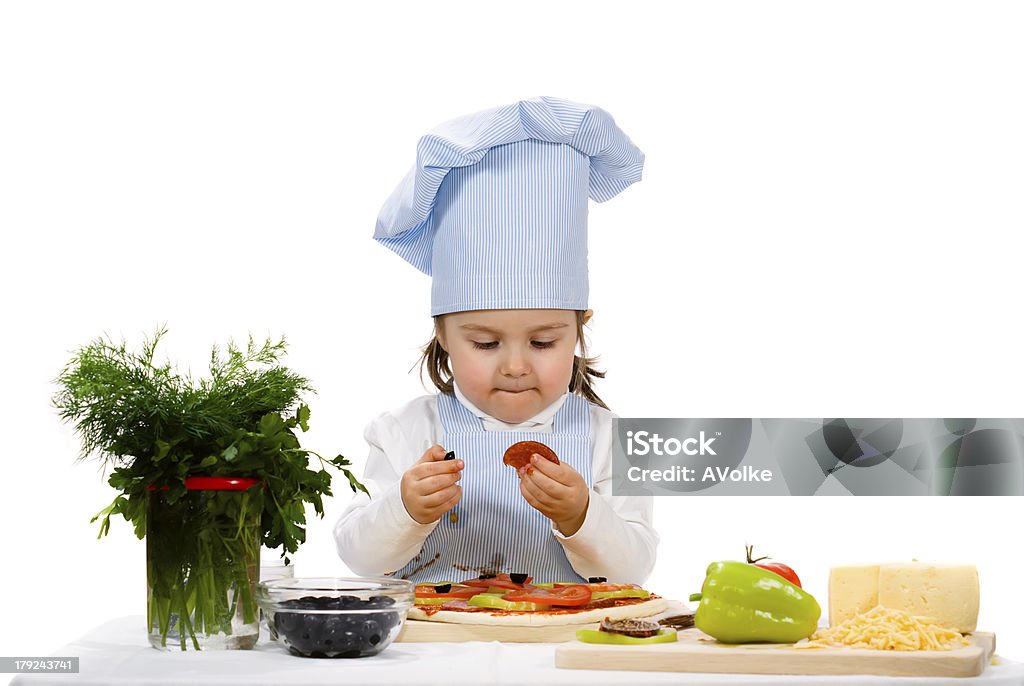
[531,341,555,349]
[472,341,498,350]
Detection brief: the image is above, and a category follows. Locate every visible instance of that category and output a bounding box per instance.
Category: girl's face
[437,309,578,424]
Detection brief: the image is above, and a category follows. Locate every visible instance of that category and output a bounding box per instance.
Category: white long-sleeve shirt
[334,385,659,584]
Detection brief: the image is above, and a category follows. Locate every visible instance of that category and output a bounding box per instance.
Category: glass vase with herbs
[53,328,368,650]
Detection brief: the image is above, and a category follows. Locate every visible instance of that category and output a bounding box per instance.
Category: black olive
[509,573,528,584]
[588,576,608,583]
[434,583,452,593]
[479,572,496,579]
[444,451,456,461]
[273,604,401,657]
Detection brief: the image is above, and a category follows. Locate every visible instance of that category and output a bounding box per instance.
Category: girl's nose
[500,347,530,377]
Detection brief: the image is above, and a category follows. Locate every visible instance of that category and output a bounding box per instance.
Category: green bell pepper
[467,593,549,612]
[691,560,821,643]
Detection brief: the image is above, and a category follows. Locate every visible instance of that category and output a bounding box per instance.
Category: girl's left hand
[518,454,590,536]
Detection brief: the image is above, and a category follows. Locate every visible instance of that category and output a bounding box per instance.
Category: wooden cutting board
[397,618,600,643]
[555,629,997,678]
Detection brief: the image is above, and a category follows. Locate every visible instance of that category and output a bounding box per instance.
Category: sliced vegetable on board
[576,628,678,645]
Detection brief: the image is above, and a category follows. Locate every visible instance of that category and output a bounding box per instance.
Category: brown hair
[417,310,608,410]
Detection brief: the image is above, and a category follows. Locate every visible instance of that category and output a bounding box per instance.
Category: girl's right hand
[400,444,463,524]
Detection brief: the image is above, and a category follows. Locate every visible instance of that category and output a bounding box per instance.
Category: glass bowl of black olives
[256,577,414,658]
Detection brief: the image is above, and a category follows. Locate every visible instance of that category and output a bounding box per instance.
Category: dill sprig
[53,326,366,557]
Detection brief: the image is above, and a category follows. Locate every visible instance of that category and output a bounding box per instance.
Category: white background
[1,0,1022,679]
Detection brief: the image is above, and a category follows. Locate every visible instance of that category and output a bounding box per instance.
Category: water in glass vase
[146,477,263,650]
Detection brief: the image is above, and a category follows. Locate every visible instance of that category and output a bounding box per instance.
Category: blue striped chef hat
[373,96,644,316]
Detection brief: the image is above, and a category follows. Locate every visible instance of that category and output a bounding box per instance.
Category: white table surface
[11,616,1024,686]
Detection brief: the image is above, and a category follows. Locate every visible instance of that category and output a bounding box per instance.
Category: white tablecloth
[11,616,1024,686]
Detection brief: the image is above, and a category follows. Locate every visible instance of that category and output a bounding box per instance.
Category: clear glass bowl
[256,577,414,658]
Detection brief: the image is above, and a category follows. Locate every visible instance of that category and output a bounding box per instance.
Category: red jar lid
[185,476,261,491]
[147,477,262,491]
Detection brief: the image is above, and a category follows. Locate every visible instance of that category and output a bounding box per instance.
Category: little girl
[334,96,658,584]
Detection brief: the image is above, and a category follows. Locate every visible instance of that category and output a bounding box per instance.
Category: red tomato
[502,584,593,607]
[414,584,481,599]
[753,562,802,588]
[463,573,533,590]
[745,544,802,587]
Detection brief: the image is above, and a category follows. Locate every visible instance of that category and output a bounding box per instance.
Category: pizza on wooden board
[408,574,668,627]
[408,442,664,626]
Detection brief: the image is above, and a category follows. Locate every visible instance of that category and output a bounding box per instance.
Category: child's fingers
[421,484,461,509]
[416,471,462,495]
[518,479,542,511]
[521,460,568,497]
[519,472,556,509]
[528,453,570,480]
[438,488,462,513]
[418,444,449,463]
[413,457,464,479]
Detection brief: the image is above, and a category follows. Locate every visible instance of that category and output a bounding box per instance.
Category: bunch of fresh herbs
[53,327,368,649]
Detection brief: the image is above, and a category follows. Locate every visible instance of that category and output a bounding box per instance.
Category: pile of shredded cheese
[796,606,970,651]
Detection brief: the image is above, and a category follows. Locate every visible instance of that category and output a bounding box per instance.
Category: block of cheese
[878,562,979,633]
[829,564,880,626]
[829,562,979,633]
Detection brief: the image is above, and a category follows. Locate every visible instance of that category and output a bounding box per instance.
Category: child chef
[335,96,658,584]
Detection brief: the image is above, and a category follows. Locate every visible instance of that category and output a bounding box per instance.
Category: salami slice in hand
[503,441,559,473]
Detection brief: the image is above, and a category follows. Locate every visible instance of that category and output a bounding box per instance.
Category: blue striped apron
[394,392,593,583]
